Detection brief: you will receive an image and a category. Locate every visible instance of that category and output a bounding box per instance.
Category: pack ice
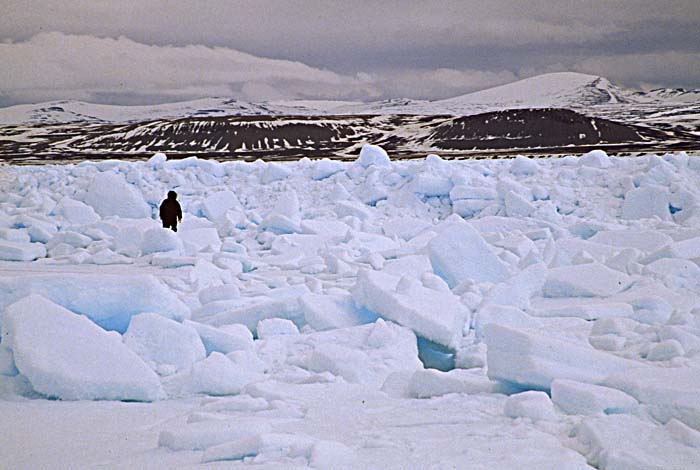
[1,145,700,469]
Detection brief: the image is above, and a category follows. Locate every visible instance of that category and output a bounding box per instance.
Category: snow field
[1,144,700,467]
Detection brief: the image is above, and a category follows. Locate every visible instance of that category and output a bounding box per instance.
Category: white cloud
[2,1,698,103]
[0,32,376,104]
[0,32,526,104]
[1,31,698,106]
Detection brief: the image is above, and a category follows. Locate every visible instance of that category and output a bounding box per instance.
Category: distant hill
[0,72,698,162]
[1,72,698,126]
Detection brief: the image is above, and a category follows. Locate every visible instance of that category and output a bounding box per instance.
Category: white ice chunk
[643,258,700,279]
[382,255,433,278]
[356,143,390,168]
[84,171,151,218]
[300,219,350,238]
[188,259,232,290]
[505,190,536,218]
[482,263,546,310]
[382,217,432,241]
[172,352,263,397]
[550,238,619,267]
[202,432,316,463]
[0,273,190,333]
[261,320,421,388]
[178,227,221,253]
[352,269,468,349]
[140,227,183,255]
[26,225,54,244]
[147,152,167,167]
[85,248,133,265]
[218,324,255,345]
[589,316,638,336]
[647,339,684,361]
[450,185,498,201]
[201,191,241,221]
[497,177,532,202]
[0,228,30,243]
[473,304,543,339]
[311,158,344,180]
[198,284,241,305]
[52,198,100,225]
[589,334,626,351]
[484,324,639,390]
[621,186,672,221]
[158,419,271,451]
[534,301,634,321]
[666,419,700,448]
[658,325,700,354]
[257,318,299,338]
[184,320,254,355]
[578,149,611,168]
[200,395,269,414]
[354,179,388,205]
[544,263,631,297]
[4,295,163,401]
[260,190,301,234]
[0,240,46,261]
[123,313,205,374]
[197,285,309,332]
[0,344,18,376]
[47,231,91,249]
[504,391,558,421]
[300,292,370,331]
[309,440,356,468]
[575,414,700,470]
[334,200,373,220]
[308,343,371,383]
[408,174,453,196]
[589,230,672,254]
[406,368,496,398]
[605,366,700,430]
[551,379,638,416]
[509,155,539,175]
[452,199,493,217]
[260,162,291,184]
[643,236,700,264]
[428,220,510,287]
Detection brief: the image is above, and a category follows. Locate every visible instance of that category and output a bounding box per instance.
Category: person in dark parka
[160,190,182,232]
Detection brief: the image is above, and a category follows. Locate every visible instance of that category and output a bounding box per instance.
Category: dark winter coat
[159,194,182,225]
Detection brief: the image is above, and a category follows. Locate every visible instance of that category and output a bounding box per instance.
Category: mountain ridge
[1,72,698,126]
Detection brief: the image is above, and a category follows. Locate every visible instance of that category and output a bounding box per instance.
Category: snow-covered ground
[1,146,700,469]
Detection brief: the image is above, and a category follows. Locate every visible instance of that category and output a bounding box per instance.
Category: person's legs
[162,219,177,231]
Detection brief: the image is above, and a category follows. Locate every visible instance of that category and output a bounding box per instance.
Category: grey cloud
[1,1,698,104]
[574,51,700,90]
[363,68,519,100]
[5,1,698,48]
[0,33,369,102]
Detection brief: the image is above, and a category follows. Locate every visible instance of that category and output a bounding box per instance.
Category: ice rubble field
[1,145,700,469]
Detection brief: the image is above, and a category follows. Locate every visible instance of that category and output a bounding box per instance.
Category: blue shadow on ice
[417,336,455,372]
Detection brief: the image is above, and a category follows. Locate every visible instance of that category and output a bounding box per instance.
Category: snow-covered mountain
[350,72,700,116]
[1,72,698,126]
[634,87,700,104]
[0,98,359,126]
[0,72,697,162]
[434,72,632,111]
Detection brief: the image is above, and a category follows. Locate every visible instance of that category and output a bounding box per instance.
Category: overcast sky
[1,0,699,106]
